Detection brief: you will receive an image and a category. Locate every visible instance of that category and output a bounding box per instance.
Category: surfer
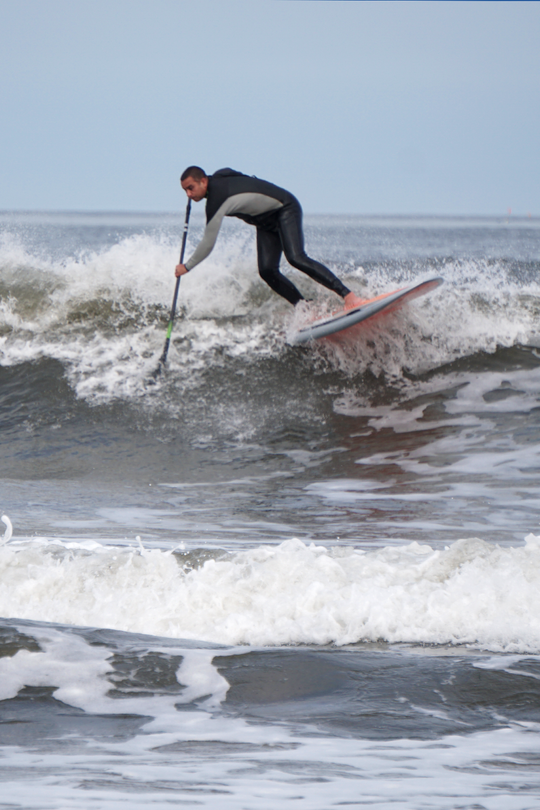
[175,167,364,309]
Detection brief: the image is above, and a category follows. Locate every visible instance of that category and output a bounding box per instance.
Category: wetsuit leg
[256,227,304,305]
[277,199,351,298]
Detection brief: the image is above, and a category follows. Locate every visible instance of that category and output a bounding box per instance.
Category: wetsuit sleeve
[184,193,283,271]
[184,212,224,271]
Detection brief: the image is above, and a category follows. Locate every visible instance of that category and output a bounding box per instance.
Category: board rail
[291,277,444,345]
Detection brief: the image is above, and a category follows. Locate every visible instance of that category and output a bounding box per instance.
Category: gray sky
[1,0,538,215]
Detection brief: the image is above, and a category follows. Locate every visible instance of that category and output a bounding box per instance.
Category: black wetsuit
[184,168,351,305]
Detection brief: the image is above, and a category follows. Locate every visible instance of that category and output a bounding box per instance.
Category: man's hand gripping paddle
[150,199,191,380]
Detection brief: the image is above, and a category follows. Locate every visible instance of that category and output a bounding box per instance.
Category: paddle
[151,199,192,378]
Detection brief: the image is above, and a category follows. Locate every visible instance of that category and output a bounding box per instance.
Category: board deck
[291,277,444,345]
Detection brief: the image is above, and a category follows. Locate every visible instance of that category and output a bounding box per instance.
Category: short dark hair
[181,166,207,182]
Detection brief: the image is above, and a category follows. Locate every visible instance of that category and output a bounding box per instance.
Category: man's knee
[258,264,278,284]
[285,248,310,271]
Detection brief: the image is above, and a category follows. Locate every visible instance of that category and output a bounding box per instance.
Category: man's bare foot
[343,292,366,310]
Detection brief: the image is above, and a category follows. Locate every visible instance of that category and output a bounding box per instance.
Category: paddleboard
[291,277,444,345]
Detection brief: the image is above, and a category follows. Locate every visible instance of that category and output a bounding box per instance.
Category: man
[175,167,364,309]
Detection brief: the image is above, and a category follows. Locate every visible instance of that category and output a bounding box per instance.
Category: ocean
[1,209,540,809]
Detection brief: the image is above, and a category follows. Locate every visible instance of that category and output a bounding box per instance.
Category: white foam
[1,723,540,810]
[0,227,288,402]
[290,259,540,380]
[3,228,540,403]
[2,534,540,651]
[0,625,229,717]
[2,626,540,808]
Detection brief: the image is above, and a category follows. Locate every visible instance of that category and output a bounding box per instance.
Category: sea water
[2,210,540,808]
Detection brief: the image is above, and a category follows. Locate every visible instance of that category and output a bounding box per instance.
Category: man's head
[180,166,208,202]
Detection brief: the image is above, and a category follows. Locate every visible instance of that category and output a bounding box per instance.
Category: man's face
[181,175,208,202]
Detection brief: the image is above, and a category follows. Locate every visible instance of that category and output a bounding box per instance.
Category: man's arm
[183,214,224,272]
[175,201,230,277]
[175,214,222,276]
[175,193,282,277]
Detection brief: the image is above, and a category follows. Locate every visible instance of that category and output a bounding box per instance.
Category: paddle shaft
[157,199,192,367]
